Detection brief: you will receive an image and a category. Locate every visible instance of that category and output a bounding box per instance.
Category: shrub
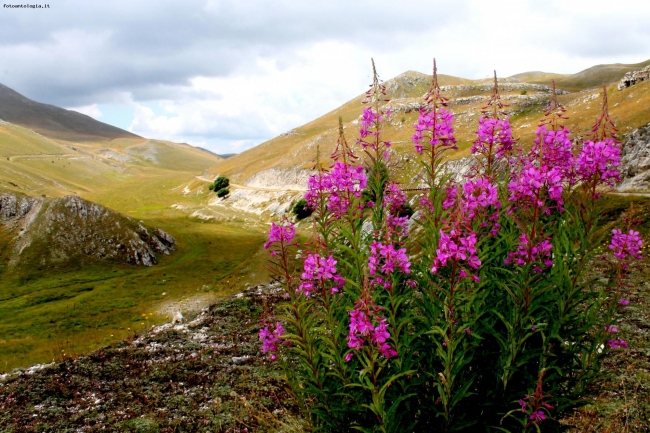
[211,175,229,192]
[292,198,313,219]
[216,187,229,198]
[261,61,638,432]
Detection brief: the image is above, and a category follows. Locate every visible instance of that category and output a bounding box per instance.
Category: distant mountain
[0,83,222,198]
[217,153,237,159]
[0,83,141,142]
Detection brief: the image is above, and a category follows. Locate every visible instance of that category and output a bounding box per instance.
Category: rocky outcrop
[617,123,650,191]
[440,83,569,95]
[0,192,175,266]
[0,193,39,221]
[617,65,650,90]
[244,168,312,191]
[40,195,175,265]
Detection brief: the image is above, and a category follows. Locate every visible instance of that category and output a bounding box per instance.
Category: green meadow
[0,140,270,371]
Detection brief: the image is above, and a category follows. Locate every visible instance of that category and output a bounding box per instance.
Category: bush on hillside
[291,198,313,219]
[210,176,229,192]
[216,188,229,198]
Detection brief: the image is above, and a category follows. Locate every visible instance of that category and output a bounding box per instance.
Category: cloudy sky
[1,0,649,153]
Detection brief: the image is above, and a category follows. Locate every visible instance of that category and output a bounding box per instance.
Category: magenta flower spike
[264,221,296,249]
[609,229,643,261]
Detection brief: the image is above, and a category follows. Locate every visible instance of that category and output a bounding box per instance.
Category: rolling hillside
[204,59,650,189]
[513,59,650,91]
[0,84,247,371]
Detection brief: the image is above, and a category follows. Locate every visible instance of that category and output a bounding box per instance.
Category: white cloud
[2,0,650,153]
[67,104,103,120]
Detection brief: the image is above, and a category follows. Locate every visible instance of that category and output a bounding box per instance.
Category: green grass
[0,216,269,371]
[0,157,269,372]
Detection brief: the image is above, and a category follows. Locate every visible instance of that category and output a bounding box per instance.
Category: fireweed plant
[260,61,642,432]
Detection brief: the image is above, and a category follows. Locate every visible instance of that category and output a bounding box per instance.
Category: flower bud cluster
[358,107,392,158]
[347,300,397,360]
[413,107,456,155]
[259,322,286,360]
[298,253,345,296]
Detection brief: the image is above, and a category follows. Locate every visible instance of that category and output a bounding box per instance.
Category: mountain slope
[0,83,141,142]
[205,61,650,191]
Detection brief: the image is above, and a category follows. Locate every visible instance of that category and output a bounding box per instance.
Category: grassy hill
[0,85,247,371]
[206,60,650,186]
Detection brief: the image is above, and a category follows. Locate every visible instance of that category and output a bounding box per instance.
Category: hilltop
[513,58,650,91]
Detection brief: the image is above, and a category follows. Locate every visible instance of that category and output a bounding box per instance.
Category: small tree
[211,175,229,192]
[216,187,229,198]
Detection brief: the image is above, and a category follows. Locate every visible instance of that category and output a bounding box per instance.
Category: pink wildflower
[575,139,620,185]
[472,117,514,159]
[368,241,411,287]
[607,338,629,349]
[505,234,553,271]
[413,107,456,154]
[264,222,296,249]
[529,410,546,423]
[609,229,643,261]
[347,300,397,359]
[259,322,285,360]
[305,162,367,218]
[298,254,345,296]
[432,229,481,275]
[461,178,500,220]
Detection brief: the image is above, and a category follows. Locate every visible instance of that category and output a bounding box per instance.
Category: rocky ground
[0,286,301,433]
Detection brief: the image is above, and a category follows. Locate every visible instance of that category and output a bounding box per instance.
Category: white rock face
[618,123,650,192]
[244,168,312,191]
[617,65,650,90]
[210,168,311,216]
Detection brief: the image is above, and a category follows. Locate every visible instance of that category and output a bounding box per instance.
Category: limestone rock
[0,193,38,221]
[617,123,650,191]
[0,192,175,266]
[617,65,650,91]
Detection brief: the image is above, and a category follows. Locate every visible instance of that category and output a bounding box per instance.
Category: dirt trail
[155,292,225,319]
[194,176,306,192]
[8,153,77,161]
